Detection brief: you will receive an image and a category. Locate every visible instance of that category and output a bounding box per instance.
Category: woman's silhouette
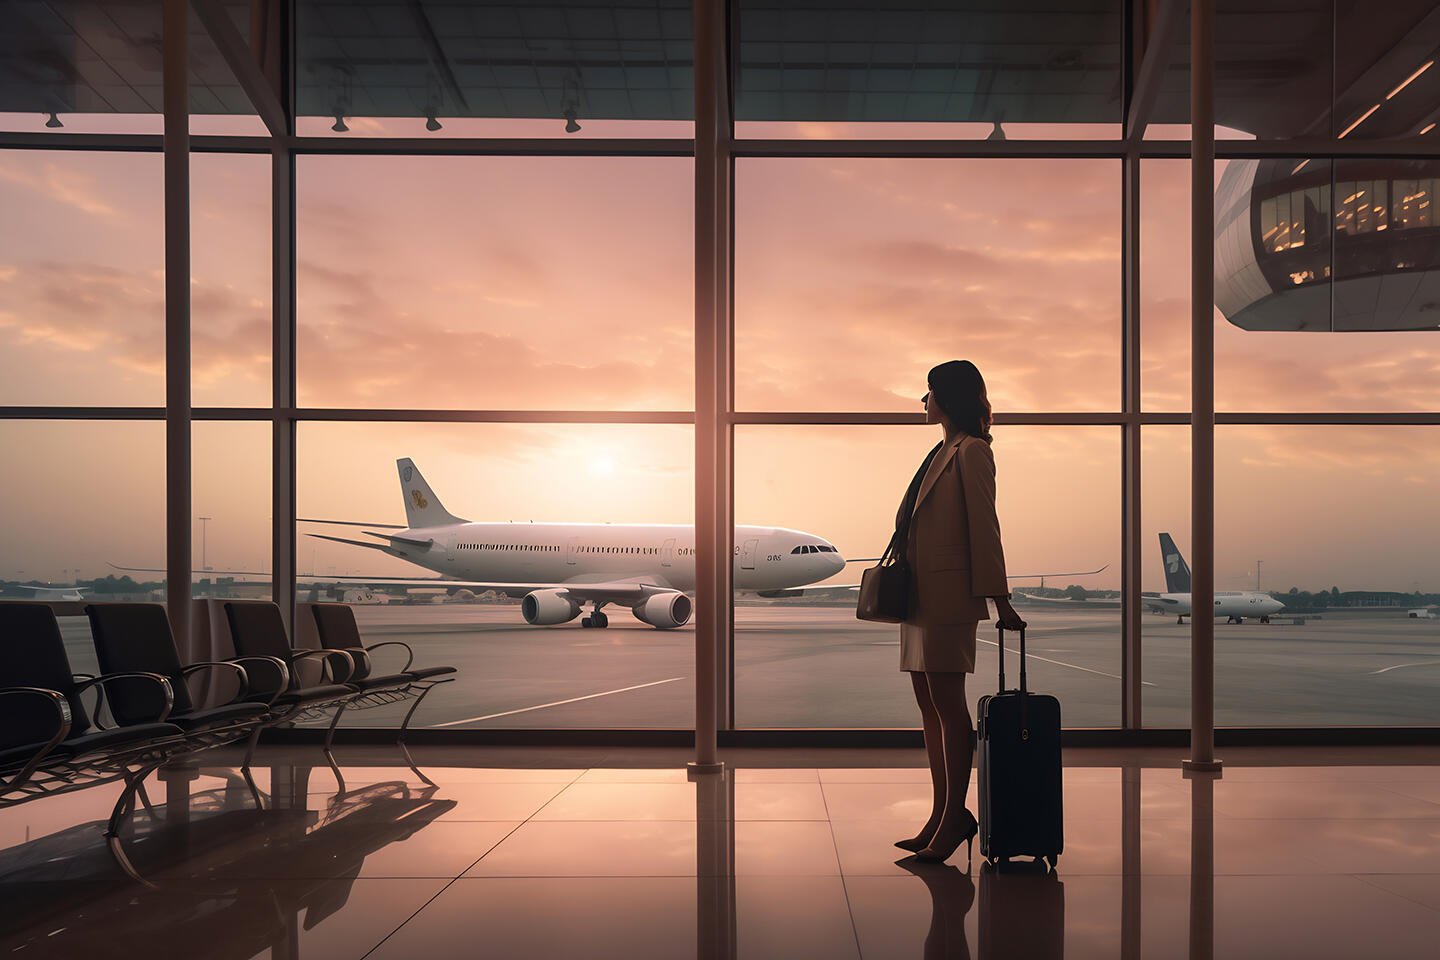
[894,360,1025,863]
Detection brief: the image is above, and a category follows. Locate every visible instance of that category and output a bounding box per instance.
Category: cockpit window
[791,546,804,554]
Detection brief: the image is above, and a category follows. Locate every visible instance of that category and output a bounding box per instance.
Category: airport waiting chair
[1,602,186,800]
[309,603,456,744]
[85,603,269,744]
[222,600,362,749]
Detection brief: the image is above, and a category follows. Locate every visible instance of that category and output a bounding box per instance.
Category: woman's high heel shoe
[914,809,979,864]
[894,834,931,853]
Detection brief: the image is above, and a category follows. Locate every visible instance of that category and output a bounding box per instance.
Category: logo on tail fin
[396,458,466,529]
[1158,533,1192,594]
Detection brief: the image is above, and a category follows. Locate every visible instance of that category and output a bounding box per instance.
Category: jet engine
[631,592,693,629]
[521,589,582,625]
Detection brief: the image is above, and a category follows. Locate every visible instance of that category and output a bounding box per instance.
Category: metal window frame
[1,0,1438,747]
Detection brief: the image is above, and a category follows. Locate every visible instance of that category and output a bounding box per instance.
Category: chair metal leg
[323,701,349,755]
[398,679,452,744]
[241,723,264,769]
[105,756,166,888]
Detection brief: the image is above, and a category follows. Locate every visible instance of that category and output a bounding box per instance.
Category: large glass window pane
[736,158,1121,412]
[298,420,693,728]
[1145,425,1440,727]
[193,420,271,600]
[734,0,1124,139]
[0,420,165,677]
[295,0,694,138]
[1141,158,1440,412]
[1139,425,1189,728]
[0,150,163,405]
[734,424,1119,728]
[193,154,271,407]
[296,155,693,410]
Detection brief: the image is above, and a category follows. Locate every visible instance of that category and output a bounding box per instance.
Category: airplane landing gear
[1259,615,1271,624]
[581,608,610,629]
[1177,615,1185,625]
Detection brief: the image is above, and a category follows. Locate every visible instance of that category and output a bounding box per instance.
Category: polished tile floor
[2,746,1439,958]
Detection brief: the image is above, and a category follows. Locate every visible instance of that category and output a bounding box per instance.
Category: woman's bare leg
[898,671,947,849]
[919,671,976,859]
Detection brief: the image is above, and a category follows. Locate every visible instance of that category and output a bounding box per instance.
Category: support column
[164,0,192,650]
[690,0,727,773]
[1121,152,1143,730]
[1184,0,1221,774]
[272,144,296,636]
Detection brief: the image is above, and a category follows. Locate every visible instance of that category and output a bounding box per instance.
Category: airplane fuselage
[378,522,845,594]
[1147,591,1285,619]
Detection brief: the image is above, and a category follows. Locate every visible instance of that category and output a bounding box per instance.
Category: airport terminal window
[296,155,694,411]
[0,150,163,406]
[1141,158,1440,412]
[297,419,693,730]
[0,420,167,665]
[735,157,1122,413]
[192,421,272,600]
[734,424,1120,729]
[1144,425,1440,727]
[192,153,272,408]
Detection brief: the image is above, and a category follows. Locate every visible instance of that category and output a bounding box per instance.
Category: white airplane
[1145,533,1285,624]
[296,458,849,630]
[14,585,87,601]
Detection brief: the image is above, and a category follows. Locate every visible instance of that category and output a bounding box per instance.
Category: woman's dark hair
[927,360,992,442]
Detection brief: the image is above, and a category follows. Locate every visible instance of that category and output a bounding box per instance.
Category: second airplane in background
[1145,533,1285,624]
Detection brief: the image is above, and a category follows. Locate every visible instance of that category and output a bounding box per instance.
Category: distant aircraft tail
[397,458,466,529]
[1158,533,1192,593]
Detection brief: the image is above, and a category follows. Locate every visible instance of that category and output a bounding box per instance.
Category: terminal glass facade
[2,1,1437,734]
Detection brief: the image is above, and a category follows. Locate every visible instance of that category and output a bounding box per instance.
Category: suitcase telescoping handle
[998,623,1032,741]
[996,623,1027,695]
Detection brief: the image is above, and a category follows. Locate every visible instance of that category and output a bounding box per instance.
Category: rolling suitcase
[977,624,1064,868]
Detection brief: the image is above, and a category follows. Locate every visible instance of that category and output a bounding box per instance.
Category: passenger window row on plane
[456,544,558,551]
[578,546,660,554]
[790,544,837,554]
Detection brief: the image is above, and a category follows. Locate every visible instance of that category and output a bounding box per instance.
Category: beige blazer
[900,433,1010,630]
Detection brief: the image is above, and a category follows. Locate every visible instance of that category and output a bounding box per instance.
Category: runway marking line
[1369,659,1440,676]
[429,676,688,727]
[977,638,1156,686]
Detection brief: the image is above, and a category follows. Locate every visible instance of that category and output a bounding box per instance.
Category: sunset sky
[1,145,1436,591]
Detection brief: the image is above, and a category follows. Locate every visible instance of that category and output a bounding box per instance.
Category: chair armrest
[364,640,415,673]
[0,688,72,790]
[226,657,290,707]
[288,648,355,684]
[181,661,251,703]
[74,672,175,726]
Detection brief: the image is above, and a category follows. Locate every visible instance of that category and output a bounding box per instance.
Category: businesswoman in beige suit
[895,360,1025,863]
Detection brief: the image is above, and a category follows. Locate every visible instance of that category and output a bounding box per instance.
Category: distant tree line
[1272,587,1440,610]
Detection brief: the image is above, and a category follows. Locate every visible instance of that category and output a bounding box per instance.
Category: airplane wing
[1013,591,1122,608]
[107,562,675,604]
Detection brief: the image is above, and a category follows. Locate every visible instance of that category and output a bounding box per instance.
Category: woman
[895,360,1025,864]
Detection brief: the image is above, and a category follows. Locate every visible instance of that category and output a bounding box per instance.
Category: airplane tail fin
[397,458,466,529]
[1158,533,1192,593]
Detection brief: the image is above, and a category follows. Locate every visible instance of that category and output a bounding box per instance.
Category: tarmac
[55,603,1439,729]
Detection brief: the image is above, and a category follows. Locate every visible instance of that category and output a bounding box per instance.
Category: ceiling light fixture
[1337,103,1379,139]
[1422,122,1436,135]
[425,114,442,131]
[45,111,62,128]
[563,106,581,134]
[331,114,348,133]
[1387,60,1433,100]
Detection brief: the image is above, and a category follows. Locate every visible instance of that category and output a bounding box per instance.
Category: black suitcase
[977,624,1064,868]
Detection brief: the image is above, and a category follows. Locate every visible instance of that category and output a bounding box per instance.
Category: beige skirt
[899,620,979,673]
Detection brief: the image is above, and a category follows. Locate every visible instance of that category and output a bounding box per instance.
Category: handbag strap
[888,441,945,564]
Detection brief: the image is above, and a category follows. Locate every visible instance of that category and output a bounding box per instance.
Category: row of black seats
[1,600,455,801]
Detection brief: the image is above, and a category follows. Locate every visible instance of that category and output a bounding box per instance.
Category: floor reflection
[0,758,454,958]
[1,752,1438,958]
